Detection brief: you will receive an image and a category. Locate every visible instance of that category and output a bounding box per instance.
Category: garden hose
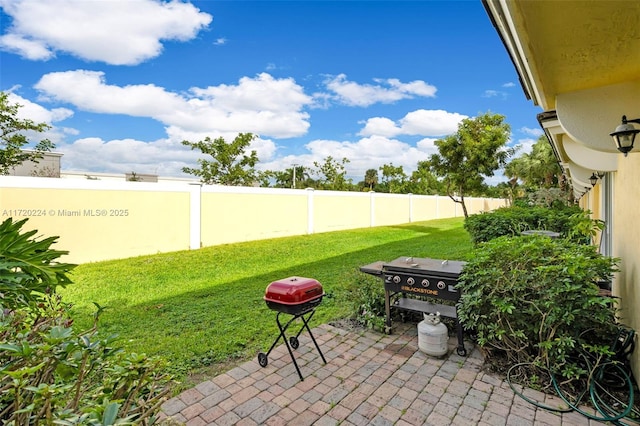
[506,327,638,424]
[551,361,634,423]
[506,363,573,414]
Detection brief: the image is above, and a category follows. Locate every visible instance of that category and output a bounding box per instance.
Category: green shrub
[0,218,172,424]
[567,209,605,245]
[463,205,583,244]
[344,270,387,332]
[456,235,619,377]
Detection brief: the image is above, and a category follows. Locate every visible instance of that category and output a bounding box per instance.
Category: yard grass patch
[61,217,472,382]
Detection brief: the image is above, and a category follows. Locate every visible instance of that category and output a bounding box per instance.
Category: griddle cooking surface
[383,256,465,276]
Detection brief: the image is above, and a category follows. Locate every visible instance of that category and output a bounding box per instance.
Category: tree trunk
[460,194,469,218]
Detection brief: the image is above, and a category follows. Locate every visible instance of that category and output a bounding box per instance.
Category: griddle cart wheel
[456,347,467,357]
[258,352,268,367]
[289,336,299,349]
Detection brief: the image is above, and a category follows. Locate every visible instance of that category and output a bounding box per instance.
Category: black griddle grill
[360,256,468,356]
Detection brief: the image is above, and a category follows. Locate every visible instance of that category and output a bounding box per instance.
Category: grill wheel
[258,352,268,367]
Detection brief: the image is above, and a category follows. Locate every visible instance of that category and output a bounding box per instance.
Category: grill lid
[382,257,466,277]
[264,276,323,305]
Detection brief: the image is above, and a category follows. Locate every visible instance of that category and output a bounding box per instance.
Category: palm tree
[364,169,378,190]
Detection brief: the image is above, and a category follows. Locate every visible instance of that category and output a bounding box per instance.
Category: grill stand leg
[259,310,326,382]
[297,310,327,365]
[276,312,305,381]
[455,319,467,356]
[384,289,392,335]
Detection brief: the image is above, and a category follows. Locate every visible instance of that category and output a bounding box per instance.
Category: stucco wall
[611,158,640,381]
[0,176,506,264]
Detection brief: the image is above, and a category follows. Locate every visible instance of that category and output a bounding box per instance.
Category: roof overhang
[483,0,640,197]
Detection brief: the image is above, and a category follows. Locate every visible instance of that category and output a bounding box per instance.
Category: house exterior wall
[611,157,640,374]
[580,162,640,380]
[9,152,62,177]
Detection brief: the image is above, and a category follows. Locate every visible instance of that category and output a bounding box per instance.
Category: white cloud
[324,74,437,107]
[302,135,431,179]
[399,110,467,136]
[259,134,438,182]
[358,117,400,137]
[8,92,73,123]
[0,0,212,65]
[520,126,543,137]
[58,134,278,178]
[0,33,53,60]
[6,92,73,145]
[359,109,467,137]
[57,137,192,176]
[214,38,227,46]
[482,89,502,98]
[34,70,313,139]
[502,82,516,88]
[416,138,439,155]
[512,137,537,155]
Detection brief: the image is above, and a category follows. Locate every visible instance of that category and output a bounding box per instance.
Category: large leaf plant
[0,217,75,310]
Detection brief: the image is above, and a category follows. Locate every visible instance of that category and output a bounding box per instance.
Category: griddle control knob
[437,281,446,289]
[393,275,401,284]
[407,277,415,285]
[421,279,430,287]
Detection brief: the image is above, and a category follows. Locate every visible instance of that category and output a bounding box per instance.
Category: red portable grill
[258,277,327,381]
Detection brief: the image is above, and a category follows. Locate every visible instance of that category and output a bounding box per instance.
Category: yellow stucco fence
[0,176,507,264]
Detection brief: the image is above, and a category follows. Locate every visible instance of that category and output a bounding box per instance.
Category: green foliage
[505,135,563,190]
[523,187,572,208]
[429,112,514,217]
[567,209,605,245]
[0,218,76,310]
[344,271,387,331]
[406,160,443,195]
[0,296,172,424]
[181,133,259,186]
[463,205,583,244]
[363,168,378,191]
[378,163,407,194]
[0,218,171,424]
[312,156,353,190]
[0,92,55,175]
[266,165,311,188]
[457,235,619,375]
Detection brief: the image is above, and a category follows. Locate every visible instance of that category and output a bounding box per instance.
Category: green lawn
[60,217,472,384]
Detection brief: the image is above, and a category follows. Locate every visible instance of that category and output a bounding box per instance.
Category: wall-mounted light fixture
[589,172,598,187]
[610,115,640,156]
[597,171,605,179]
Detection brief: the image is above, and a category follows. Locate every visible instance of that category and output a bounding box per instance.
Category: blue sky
[0,0,543,183]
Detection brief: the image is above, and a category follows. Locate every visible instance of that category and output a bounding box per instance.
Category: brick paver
[161,323,638,425]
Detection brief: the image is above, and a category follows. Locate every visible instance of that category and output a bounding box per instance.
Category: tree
[505,135,562,189]
[312,156,352,190]
[290,164,309,189]
[0,92,54,175]
[267,165,311,188]
[182,133,259,186]
[363,168,378,191]
[429,112,513,217]
[406,160,442,195]
[379,163,407,193]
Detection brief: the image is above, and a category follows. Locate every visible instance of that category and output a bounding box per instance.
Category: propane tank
[418,312,449,357]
